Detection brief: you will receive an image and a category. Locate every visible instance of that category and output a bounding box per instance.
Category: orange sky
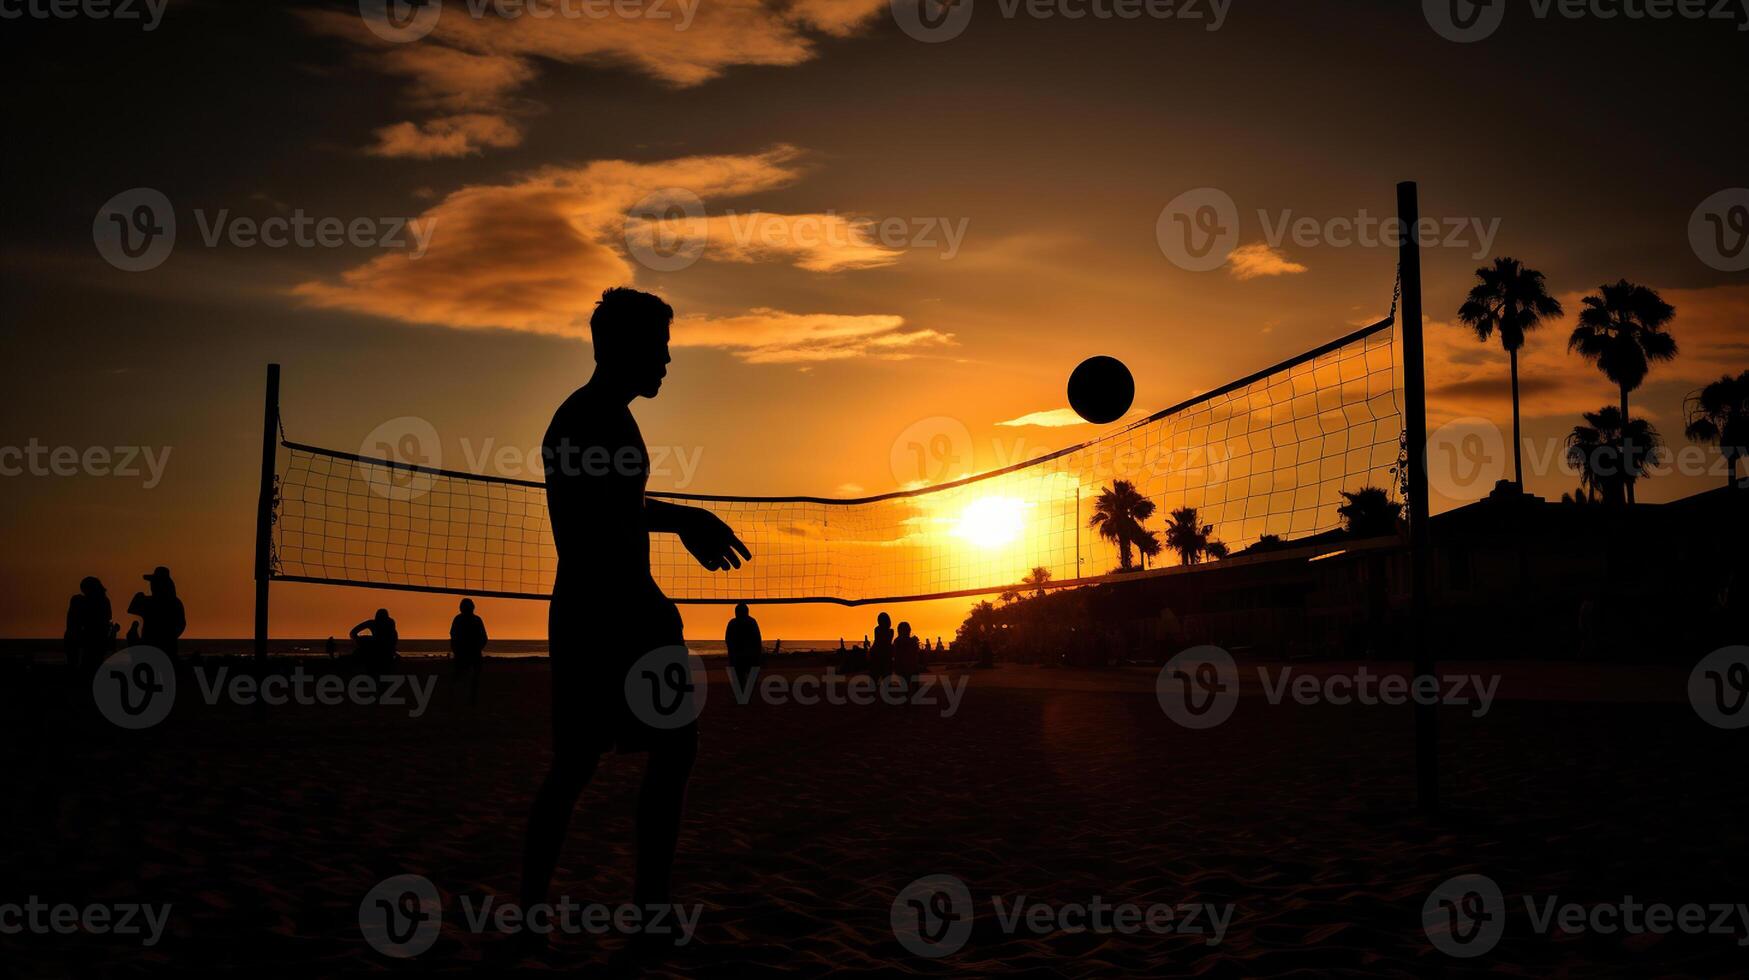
[3,2,1745,643]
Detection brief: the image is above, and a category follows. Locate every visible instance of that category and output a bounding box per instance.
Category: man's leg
[520,751,601,911]
[632,728,698,908]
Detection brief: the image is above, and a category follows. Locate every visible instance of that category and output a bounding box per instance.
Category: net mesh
[271,319,1400,604]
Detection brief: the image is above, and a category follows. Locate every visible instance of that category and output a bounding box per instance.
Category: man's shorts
[548,594,696,756]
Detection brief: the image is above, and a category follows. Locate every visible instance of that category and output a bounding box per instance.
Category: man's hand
[677,508,751,571]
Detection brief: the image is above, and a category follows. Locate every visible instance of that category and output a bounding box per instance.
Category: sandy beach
[3,657,1743,977]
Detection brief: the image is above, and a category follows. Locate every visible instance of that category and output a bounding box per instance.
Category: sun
[952,496,1026,549]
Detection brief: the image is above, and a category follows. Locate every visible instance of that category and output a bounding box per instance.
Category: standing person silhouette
[450,598,488,705]
[520,288,749,948]
[63,576,113,674]
[132,567,185,661]
[724,602,763,688]
[869,612,894,679]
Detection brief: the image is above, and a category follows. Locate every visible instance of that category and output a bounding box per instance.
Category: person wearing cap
[132,566,186,660]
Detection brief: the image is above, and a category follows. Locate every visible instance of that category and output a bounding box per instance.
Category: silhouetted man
[450,597,488,705]
[132,566,185,660]
[869,612,894,679]
[521,287,749,948]
[63,576,113,673]
[725,602,762,687]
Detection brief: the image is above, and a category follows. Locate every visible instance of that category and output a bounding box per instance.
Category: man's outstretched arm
[646,498,751,571]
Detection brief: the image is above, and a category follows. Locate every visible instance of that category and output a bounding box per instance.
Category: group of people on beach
[62,565,185,673]
[836,612,943,688]
[344,599,488,703]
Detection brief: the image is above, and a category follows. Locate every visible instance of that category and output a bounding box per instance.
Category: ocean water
[0,638,845,661]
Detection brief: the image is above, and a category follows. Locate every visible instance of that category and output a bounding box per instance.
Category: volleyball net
[267,317,1401,605]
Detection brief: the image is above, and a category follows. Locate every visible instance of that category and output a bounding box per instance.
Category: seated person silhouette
[893,621,922,691]
[869,612,895,679]
[450,598,488,705]
[349,608,398,671]
[725,602,763,688]
[520,287,749,949]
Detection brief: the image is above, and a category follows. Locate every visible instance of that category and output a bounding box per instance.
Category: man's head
[735,602,750,618]
[460,598,475,614]
[591,287,673,398]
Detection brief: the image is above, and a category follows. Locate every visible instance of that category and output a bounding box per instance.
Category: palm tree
[1000,565,1053,604]
[1568,280,1677,503]
[1163,506,1217,566]
[1135,528,1163,570]
[1336,486,1403,538]
[1087,480,1157,572]
[1684,370,1749,489]
[1456,257,1564,487]
[1205,539,1230,561]
[1565,406,1661,506]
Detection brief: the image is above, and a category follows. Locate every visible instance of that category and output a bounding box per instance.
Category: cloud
[292,147,793,334]
[303,0,888,154]
[674,309,954,363]
[290,146,942,362]
[367,114,524,158]
[1227,242,1308,280]
[996,408,1090,428]
[624,211,903,273]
